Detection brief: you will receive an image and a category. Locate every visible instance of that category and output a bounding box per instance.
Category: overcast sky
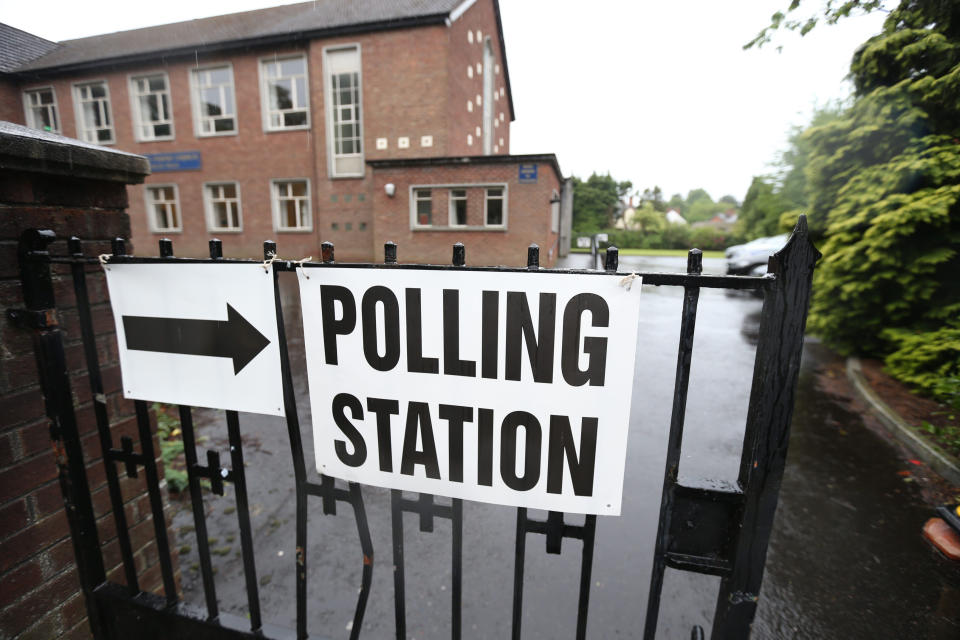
[4,0,887,202]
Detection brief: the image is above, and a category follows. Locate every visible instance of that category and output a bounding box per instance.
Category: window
[23,88,59,133]
[73,81,114,144]
[145,185,181,232]
[449,189,467,226]
[324,46,363,177]
[261,55,309,130]
[485,187,505,226]
[204,182,242,231]
[192,66,236,135]
[273,180,311,231]
[130,73,173,140]
[414,189,432,226]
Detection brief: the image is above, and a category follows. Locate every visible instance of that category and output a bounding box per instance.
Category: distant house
[665,208,687,225]
[614,197,636,230]
[692,209,738,231]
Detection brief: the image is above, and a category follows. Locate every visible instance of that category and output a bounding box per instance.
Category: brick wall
[0,125,177,639]
[370,157,561,267]
[0,78,24,124]
[446,0,511,156]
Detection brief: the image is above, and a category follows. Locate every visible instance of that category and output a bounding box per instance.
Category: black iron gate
[12,216,819,639]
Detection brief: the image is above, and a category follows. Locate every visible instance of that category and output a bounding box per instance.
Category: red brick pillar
[0,122,178,639]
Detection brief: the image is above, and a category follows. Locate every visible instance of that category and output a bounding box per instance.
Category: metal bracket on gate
[392,491,459,533]
[521,509,594,555]
[6,307,58,329]
[191,449,234,496]
[305,474,360,515]
[663,482,743,576]
[107,436,147,479]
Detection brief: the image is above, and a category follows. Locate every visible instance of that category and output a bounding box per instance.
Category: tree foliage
[738,105,843,241]
[571,173,633,233]
[797,0,960,403]
[745,0,887,50]
[739,176,791,239]
[639,186,667,212]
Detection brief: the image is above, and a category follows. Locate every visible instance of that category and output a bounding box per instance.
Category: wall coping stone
[0,121,150,185]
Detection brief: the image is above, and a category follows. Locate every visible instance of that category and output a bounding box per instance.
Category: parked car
[725,234,788,276]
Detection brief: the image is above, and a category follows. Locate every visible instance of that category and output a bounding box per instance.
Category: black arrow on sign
[122,303,270,374]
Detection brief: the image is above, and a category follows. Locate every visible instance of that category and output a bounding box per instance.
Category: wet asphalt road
[169,254,960,639]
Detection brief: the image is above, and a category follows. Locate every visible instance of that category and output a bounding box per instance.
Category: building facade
[1,0,571,266]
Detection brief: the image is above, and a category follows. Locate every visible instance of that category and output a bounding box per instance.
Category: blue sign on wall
[518,163,538,183]
[145,151,202,172]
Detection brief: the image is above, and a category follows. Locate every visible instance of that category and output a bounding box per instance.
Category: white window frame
[449,188,467,227]
[413,188,433,227]
[259,54,310,132]
[190,64,238,137]
[409,183,508,231]
[22,87,60,133]
[72,80,114,145]
[145,184,182,233]
[271,179,312,232]
[484,186,507,228]
[323,44,364,178]
[129,71,174,141]
[203,182,243,232]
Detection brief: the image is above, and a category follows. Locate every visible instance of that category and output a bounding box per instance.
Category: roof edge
[491,0,515,122]
[12,13,451,77]
[367,153,563,182]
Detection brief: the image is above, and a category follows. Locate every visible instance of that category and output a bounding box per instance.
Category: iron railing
[12,215,819,639]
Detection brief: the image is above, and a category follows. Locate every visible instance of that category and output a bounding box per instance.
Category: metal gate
[12,216,819,639]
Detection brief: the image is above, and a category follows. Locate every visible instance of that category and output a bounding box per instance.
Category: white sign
[576,236,592,248]
[595,233,609,243]
[104,263,284,416]
[298,267,642,515]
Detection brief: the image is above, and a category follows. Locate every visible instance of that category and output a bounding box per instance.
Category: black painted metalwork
[134,399,179,606]
[511,509,597,639]
[386,242,465,640]
[68,235,140,593]
[15,229,107,637]
[179,404,220,619]
[225,410,262,631]
[390,491,464,640]
[13,219,818,640]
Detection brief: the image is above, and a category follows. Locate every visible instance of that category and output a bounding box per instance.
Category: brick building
[0,0,573,266]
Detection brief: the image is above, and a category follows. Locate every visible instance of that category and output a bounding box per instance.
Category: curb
[846,357,960,487]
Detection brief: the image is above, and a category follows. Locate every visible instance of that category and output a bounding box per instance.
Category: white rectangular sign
[104,262,285,416]
[298,267,642,515]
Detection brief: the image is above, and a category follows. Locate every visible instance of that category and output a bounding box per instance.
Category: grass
[568,247,724,258]
[154,403,188,493]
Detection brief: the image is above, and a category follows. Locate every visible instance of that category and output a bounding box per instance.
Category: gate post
[710,216,820,637]
[14,229,108,636]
